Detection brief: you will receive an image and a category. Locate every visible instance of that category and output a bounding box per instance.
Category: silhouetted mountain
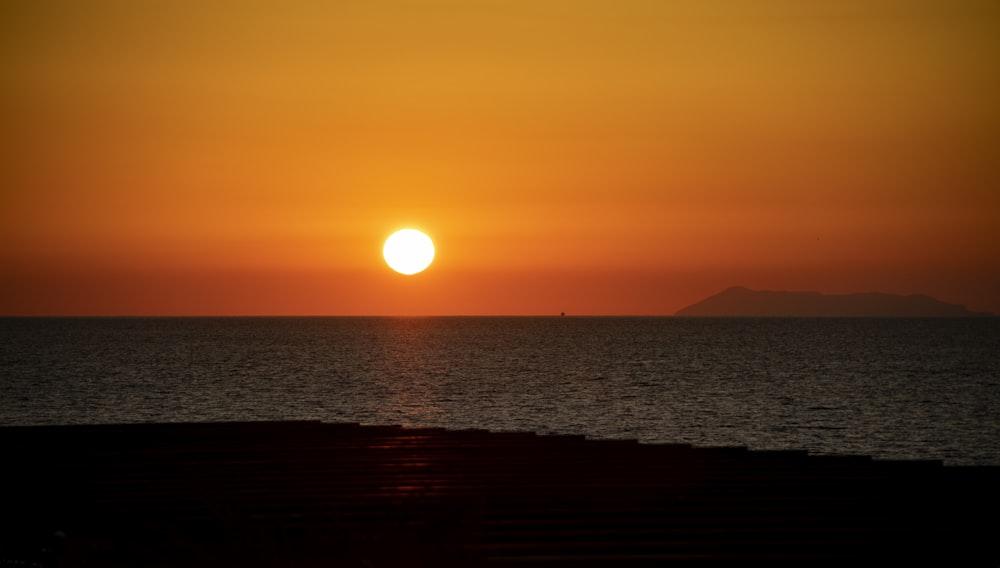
[675,286,993,317]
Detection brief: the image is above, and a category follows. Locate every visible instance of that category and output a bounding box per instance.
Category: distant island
[675,286,993,317]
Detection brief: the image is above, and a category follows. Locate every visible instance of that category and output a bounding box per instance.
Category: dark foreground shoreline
[2,421,997,566]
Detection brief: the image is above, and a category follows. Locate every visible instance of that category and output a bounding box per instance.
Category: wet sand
[2,421,997,566]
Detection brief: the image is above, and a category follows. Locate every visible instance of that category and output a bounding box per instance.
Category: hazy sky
[2,0,998,315]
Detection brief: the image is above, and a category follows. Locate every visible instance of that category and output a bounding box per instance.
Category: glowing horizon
[2,1,998,315]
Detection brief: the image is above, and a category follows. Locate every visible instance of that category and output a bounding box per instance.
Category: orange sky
[2,0,999,315]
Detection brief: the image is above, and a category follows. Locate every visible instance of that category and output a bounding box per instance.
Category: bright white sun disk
[383,229,435,275]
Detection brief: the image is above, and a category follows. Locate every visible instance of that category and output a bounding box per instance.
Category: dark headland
[2,421,998,566]
[675,286,993,317]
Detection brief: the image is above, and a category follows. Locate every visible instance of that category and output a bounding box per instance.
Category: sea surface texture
[2,317,997,465]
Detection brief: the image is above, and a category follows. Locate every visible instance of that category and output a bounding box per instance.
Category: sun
[383,229,435,275]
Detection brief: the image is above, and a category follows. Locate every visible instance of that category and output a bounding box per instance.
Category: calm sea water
[1,317,998,465]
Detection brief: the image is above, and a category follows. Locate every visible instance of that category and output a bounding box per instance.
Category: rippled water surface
[2,317,998,465]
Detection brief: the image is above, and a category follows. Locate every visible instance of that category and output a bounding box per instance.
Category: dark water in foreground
[1,317,998,465]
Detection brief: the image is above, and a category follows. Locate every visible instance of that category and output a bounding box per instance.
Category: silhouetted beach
[3,421,997,566]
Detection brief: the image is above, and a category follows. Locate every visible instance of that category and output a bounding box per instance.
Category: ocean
[2,316,997,466]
